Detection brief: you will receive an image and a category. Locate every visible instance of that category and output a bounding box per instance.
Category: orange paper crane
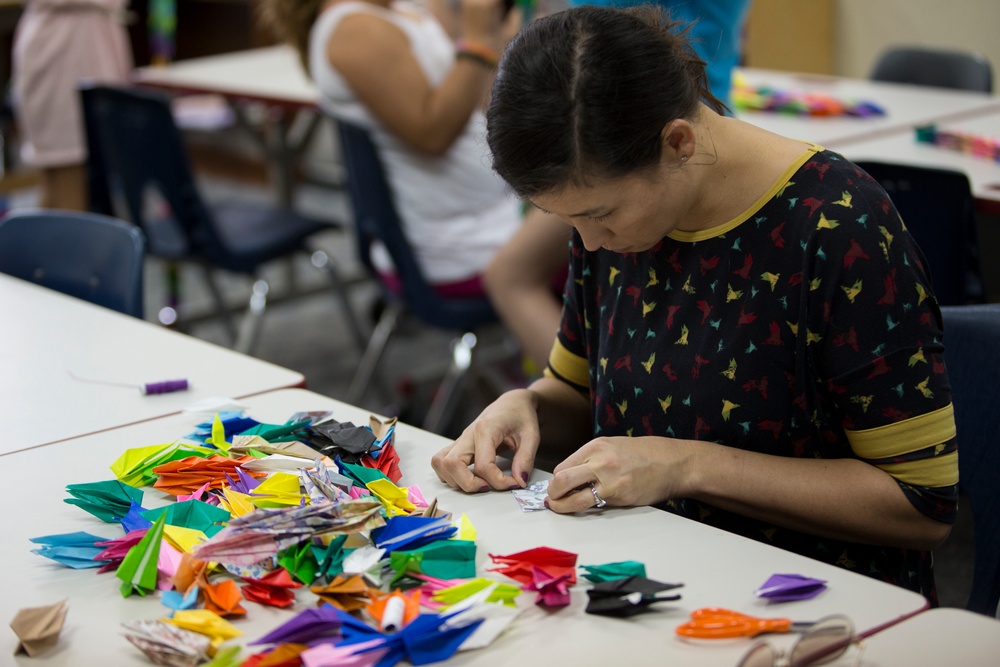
[310,574,375,612]
[152,455,265,497]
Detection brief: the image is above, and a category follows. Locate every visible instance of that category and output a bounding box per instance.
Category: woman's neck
[684,106,810,230]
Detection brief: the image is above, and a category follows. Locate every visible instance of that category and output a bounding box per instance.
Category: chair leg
[310,249,369,352]
[422,332,478,435]
[200,266,239,343]
[347,301,402,405]
[234,279,269,354]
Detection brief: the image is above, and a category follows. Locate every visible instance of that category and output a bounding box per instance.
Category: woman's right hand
[431,388,540,493]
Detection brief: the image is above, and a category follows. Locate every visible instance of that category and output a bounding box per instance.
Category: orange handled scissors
[676,607,813,639]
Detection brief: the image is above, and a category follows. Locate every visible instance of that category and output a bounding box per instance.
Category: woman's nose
[575,222,610,252]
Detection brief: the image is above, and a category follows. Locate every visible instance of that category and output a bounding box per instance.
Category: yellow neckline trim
[668,143,824,243]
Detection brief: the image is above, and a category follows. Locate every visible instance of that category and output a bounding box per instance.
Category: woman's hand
[545,436,699,513]
[431,388,542,493]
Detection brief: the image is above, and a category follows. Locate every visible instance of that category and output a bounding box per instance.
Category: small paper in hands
[511,480,550,512]
[754,573,827,602]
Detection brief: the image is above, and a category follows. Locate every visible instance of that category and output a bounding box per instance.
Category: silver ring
[590,482,607,508]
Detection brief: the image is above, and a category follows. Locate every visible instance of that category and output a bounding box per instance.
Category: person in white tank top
[259,0,569,372]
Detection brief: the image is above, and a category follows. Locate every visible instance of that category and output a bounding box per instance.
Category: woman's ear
[660,118,696,165]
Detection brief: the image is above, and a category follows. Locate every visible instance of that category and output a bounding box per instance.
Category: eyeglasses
[737,614,864,667]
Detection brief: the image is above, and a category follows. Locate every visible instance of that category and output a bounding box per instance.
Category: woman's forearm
[684,441,951,549]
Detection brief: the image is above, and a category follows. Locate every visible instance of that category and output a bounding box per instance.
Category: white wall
[836,0,1000,81]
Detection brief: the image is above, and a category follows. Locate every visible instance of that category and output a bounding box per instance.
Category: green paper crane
[311,535,352,583]
[580,560,647,583]
[278,541,319,585]
[117,513,167,597]
[64,480,144,523]
[390,539,477,584]
[140,499,231,538]
[237,419,312,443]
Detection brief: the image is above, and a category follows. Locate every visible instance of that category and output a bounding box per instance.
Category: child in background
[12,0,132,210]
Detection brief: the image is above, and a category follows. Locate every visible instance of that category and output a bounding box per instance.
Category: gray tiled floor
[7,149,976,609]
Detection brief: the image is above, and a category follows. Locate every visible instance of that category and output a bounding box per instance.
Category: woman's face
[529,165,697,254]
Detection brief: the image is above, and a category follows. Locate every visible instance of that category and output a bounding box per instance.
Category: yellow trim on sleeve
[548,338,590,389]
[845,404,956,459]
[875,450,959,488]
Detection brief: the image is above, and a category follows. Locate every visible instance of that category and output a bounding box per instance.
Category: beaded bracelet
[455,39,499,69]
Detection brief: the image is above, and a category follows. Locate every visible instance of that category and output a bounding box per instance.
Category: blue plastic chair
[855,161,983,306]
[0,208,145,317]
[940,304,1000,616]
[871,47,993,93]
[79,83,367,354]
[334,119,502,432]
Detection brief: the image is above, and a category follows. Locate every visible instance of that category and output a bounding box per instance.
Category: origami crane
[584,576,684,617]
[278,541,319,585]
[251,604,343,646]
[310,574,374,612]
[522,566,572,607]
[579,560,647,583]
[117,513,167,597]
[152,455,264,497]
[122,619,211,667]
[64,479,144,523]
[754,573,827,602]
[488,546,577,585]
[241,568,302,608]
[191,499,383,566]
[10,599,68,657]
[30,531,112,569]
[371,516,456,553]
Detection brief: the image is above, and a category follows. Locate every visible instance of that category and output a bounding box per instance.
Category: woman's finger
[547,461,598,500]
[432,438,489,493]
[546,482,606,514]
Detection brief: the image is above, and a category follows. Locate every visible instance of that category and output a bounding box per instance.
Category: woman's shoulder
[318,0,433,26]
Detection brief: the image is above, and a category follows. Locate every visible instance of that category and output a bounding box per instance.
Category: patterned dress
[547,144,958,602]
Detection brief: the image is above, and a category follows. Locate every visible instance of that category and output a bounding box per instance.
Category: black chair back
[0,209,145,317]
[871,47,993,93]
[855,161,983,306]
[79,84,227,265]
[940,304,1000,615]
[335,120,496,330]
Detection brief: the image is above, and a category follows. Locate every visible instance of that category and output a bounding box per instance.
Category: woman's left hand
[545,436,698,513]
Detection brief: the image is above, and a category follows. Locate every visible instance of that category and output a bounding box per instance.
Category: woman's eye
[592,213,612,223]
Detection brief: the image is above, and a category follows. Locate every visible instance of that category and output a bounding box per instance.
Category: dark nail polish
[478,485,490,493]
[507,484,520,491]
[543,498,550,509]
[520,471,529,483]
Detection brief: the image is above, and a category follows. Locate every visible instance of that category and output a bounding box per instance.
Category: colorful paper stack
[732,75,885,117]
[915,123,1000,161]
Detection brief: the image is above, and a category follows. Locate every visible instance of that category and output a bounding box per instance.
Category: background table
[3,388,929,666]
[843,110,1000,215]
[133,48,1000,206]
[132,46,322,207]
[826,607,1000,666]
[734,68,1000,148]
[0,275,305,455]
